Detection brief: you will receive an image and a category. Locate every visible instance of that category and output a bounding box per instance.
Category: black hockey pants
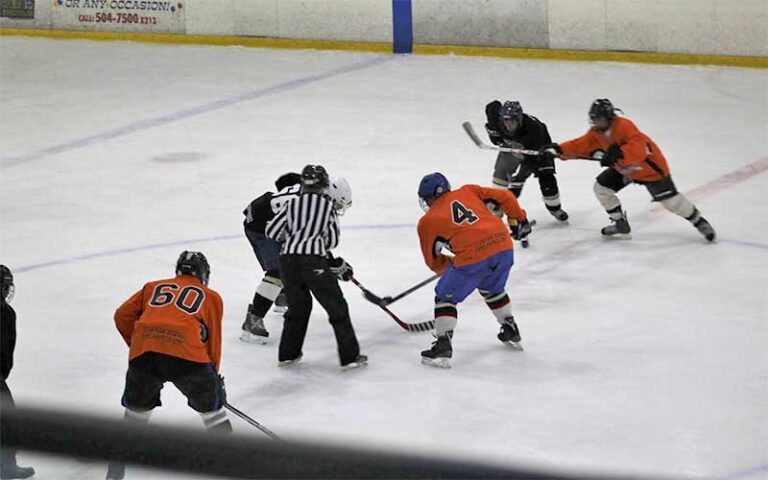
[278,255,360,366]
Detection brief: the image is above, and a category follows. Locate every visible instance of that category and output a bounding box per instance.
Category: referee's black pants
[278,255,360,366]
[1,379,19,469]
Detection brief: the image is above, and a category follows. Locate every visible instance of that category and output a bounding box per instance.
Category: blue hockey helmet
[418,172,451,211]
[176,251,210,285]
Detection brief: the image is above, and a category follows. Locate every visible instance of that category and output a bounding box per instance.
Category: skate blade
[601,233,632,240]
[278,357,302,367]
[421,357,451,369]
[341,360,368,371]
[240,332,269,344]
[504,342,524,351]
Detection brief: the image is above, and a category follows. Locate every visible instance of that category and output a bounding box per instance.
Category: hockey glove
[509,218,532,241]
[218,375,227,406]
[539,143,562,162]
[601,143,623,167]
[329,257,354,281]
[485,124,505,146]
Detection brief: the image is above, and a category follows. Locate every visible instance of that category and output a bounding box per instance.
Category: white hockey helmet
[327,176,352,216]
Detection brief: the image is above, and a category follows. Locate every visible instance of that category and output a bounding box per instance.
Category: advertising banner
[52,0,185,33]
[1,0,35,19]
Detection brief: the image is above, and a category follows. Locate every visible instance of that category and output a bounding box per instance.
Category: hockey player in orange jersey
[416,173,531,368]
[541,99,715,241]
[108,251,228,480]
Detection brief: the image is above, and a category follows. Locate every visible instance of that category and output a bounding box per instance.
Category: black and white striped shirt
[265,192,340,256]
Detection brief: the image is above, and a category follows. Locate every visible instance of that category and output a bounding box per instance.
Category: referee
[265,165,366,369]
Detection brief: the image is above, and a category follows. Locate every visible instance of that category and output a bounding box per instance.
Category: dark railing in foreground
[1,406,660,479]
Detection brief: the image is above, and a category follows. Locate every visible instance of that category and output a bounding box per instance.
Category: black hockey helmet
[499,100,523,124]
[0,264,14,303]
[176,251,210,285]
[589,98,617,124]
[274,172,301,191]
[300,164,330,191]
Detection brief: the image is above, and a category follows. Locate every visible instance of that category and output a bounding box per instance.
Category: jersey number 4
[149,283,205,314]
[451,201,479,225]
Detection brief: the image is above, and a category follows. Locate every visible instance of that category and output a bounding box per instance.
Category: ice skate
[105,462,125,480]
[548,207,569,223]
[497,316,523,350]
[421,332,453,368]
[0,465,35,480]
[272,292,288,314]
[341,354,368,371]
[240,307,269,344]
[601,212,631,239]
[693,217,716,242]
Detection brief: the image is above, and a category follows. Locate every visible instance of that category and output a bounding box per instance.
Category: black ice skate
[601,212,631,239]
[694,217,716,242]
[0,464,35,480]
[421,332,453,368]
[548,207,569,222]
[105,462,125,480]
[341,354,368,371]
[272,292,288,314]
[240,306,269,344]
[498,316,523,350]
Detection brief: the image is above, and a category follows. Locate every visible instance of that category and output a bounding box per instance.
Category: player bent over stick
[416,173,531,368]
[108,252,229,480]
[541,99,715,241]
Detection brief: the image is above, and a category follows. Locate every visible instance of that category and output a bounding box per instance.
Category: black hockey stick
[225,403,282,441]
[351,277,435,333]
[360,274,440,307]
[462,121,601,161]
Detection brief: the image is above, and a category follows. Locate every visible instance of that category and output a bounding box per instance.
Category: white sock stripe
[435,301,456,310]
[483,292,508,304]
[542,195,561,207]
[200,408,229,427]
[256,279,282,301]
[492,177,509,187]
[125,408,152,423]
[264,275,283,287]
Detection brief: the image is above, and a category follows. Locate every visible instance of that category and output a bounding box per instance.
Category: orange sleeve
[204,290,224,372]
[417,216,449,274]
[114,286,146,346]
[560,129,600,159]
[465,185,527,222]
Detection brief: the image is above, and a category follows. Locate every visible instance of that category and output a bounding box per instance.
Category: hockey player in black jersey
[265,165,365,369]
[485,100,569,223]
[241,172,302,343]
[1,265,35,480]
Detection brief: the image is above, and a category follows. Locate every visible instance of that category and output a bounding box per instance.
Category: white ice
[0,37,766,480]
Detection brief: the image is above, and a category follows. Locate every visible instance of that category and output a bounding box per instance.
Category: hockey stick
[351,277,435,332]
[225,403,282,441]
[462,121,601,161]
[462,121,540,155]
[361,274,440,307]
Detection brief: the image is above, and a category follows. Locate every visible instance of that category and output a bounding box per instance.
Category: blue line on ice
[0,55,391,168]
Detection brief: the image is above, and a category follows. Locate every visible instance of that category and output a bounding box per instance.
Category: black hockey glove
[218,374,227,405]
[485,124,505,146]
[329,257,354,281]
[539,143,562,162]
[509,218,532,241]
[601,143,623,167]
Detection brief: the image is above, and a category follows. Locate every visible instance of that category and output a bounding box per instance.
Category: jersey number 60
[148,283,205,315]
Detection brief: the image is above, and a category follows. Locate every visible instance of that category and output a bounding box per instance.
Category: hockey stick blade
[351,277,434,333]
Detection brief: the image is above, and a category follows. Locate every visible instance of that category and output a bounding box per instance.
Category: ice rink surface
[1,37,766,479]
